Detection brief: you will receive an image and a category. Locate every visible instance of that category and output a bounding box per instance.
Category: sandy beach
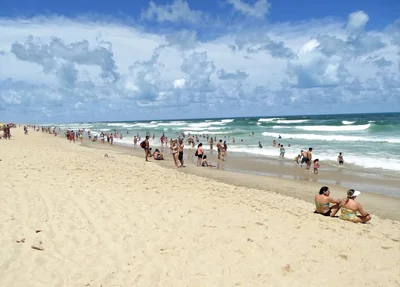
[1,127,399,287]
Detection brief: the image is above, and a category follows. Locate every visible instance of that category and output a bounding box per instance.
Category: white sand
[0,128,399,287]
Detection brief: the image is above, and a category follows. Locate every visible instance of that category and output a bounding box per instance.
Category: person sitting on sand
[201,155,215,167]
[294,154,301,165]
[314,186,341,217]
[339,189,371,223]
[152,149,164,160]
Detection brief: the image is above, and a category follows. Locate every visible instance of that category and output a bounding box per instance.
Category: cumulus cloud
[217,69,249,81]
[140,0,204,24]
[230,33,294,58]
[11,36,119,84]
[226,0,271,18]
[347,11,369,32]
[173,79,185,88]
[180,52,216,92]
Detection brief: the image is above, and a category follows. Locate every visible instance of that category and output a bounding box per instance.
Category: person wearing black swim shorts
[178,139,185,167]
[337,152,344,165]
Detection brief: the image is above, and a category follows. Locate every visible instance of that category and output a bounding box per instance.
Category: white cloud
[140,0,204,23]
[226,0,271,18]
[173,79,185,88]
[347,11,369,32]
[0,10,399,122]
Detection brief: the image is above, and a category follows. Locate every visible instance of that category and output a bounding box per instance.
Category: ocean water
[54,113,400,173]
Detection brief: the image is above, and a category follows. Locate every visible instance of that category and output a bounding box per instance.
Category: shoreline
[77,135,400,221]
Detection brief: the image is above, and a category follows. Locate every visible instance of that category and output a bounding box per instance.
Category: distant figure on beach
[209,137,214,150]
[69,130,75,143]
[196,143,204,166]
[178,139,185,167]
[201,155,216,167]
[272,140,276,147]
[232,137,235,143]
[337,152,344,165]
[339,189,371,223]
[258,141,263,148]
[313,159,320,174]
[294,155,301,165]
[279,145,285,157]
[278,135,281,139]
[305,148,313,171]
[314,186,341,217]
[143,135,151,161]
[171,140,179,168]
[300,150,307,166]
[217,140,223,160]
[152,149,164,160]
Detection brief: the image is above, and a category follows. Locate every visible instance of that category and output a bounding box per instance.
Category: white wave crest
[221,119,234,123]
[296,124,370,132]
[178,127,225,131]
[276,119,309,124]
[342,121,355,125]
[261,131,400,143]
[258,118,281,122]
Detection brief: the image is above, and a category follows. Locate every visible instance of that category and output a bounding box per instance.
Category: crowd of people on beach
[22,125,372,223]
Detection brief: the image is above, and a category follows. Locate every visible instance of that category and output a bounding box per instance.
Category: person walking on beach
[178,139,185,167]
[217,140,223,160]
[339,189,371,223]
[69,130,75,143]
[144,135,151,161]
[279,145,285,157]
[313,159,320,174]
[337,152,344,165]
[171,140,179,168]
[305,147,313,171]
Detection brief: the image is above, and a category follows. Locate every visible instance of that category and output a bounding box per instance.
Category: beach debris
[31,242,45,251]
[338,254,348,260]
[282,264,294,275]
[104,154,109,158]
[16,238,26,243]
[35,229,42,233]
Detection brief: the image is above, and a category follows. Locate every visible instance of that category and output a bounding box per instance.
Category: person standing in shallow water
[337,152,344,165]
[305,147,313,171]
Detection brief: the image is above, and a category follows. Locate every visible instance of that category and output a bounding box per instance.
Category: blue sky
[0,0,399,123]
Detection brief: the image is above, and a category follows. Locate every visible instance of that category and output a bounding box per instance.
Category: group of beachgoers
[140,134,225,168]
[1,124,12,139]
[315,186,371,223]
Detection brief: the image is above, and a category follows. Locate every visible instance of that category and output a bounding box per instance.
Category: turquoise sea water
[54,113,400,173]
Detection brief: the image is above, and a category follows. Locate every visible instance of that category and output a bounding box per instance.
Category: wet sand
[81,138,400,221]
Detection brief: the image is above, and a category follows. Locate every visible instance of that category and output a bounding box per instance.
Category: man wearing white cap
[339,189,371,223]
